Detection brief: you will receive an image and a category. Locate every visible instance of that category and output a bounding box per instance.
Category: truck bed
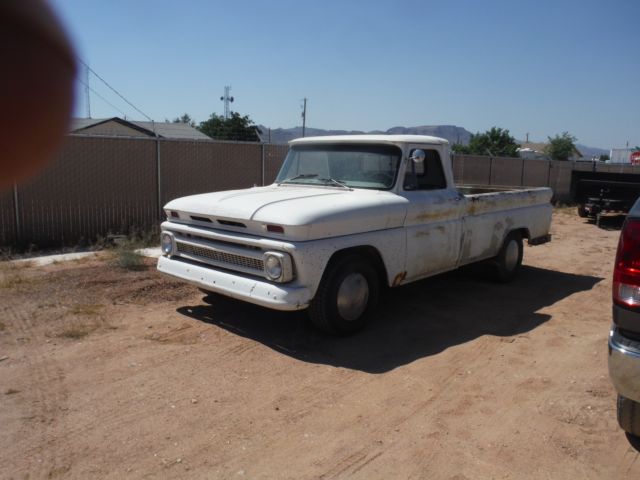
[457,184,553,213]
[454,184,553,264]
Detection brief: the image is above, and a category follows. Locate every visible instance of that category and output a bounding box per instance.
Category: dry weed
[69,303,104,316]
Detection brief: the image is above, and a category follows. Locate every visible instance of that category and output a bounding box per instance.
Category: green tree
[546,132,577,161]
[173,113,195,127]
[598,154,610,162]
[198,112,261,142]
[451,127,519,157]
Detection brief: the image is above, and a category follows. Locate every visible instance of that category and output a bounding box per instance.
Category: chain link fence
[1,135,289,249]
[450,154,640,202]
[2,137,639,249]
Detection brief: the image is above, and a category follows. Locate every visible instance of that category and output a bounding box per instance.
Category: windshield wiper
[318,178,351,190]
[278,173,318,185]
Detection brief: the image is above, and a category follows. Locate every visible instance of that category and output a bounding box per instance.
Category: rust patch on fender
[415,209,457,223]
[392,271,407,287]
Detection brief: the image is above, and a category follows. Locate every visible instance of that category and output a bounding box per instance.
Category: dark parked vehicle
[609,198,640,437]
[572,170,640,225]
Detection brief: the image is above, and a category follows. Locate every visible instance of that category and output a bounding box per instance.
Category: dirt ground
[1,209,639,479]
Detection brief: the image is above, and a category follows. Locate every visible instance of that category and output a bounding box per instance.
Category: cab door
[399,148,464,281]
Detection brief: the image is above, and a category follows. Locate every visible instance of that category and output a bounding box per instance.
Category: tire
[492,231,523,283]
[577,206,588,218]
[617,394,640,438]
[308,255,380,335]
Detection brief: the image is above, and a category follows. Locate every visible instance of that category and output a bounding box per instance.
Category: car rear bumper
[609,325,640,403]
[157,255,311,311]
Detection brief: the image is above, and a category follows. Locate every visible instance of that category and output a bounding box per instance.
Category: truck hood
[164,185,408,241]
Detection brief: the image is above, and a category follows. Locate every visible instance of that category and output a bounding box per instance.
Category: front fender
[287,227,406,298]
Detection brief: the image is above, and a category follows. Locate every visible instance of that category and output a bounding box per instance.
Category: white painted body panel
[164,186,407,242]
[158,135,553,311]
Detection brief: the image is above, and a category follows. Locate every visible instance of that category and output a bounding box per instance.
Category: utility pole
[301,98,307,137]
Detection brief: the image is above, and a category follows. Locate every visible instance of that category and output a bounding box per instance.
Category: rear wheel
[492,232,523,283]
[617,394,640,438]
[577,205,588,218]
[309,255,380,335]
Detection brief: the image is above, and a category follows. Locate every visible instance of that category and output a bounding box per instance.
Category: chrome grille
[176,241,264,272]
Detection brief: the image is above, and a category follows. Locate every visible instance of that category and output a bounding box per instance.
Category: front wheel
[492,232,523,283]
[309,255,380,335]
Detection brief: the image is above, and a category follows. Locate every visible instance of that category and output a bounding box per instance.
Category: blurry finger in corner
[0,0,76,191]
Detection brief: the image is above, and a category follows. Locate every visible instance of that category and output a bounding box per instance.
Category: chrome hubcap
[504,239,519,271]
[337,273,369,321]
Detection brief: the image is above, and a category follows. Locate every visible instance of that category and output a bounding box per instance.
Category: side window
[404,149,447,191]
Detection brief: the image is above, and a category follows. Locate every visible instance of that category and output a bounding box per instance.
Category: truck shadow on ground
[177,265,603,374]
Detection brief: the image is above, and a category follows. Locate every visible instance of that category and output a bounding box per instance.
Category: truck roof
[289,134,450,146]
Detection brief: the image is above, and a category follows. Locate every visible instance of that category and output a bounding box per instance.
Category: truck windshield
[276,143,402,190]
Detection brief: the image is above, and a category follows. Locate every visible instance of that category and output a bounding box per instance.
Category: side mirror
[411,149,426,165]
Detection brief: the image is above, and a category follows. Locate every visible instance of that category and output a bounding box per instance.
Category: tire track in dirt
[319,449,384,479]
[1,302,71,478]
[9,339,212,477]
[617,447,640,478]
[309,341,495,478]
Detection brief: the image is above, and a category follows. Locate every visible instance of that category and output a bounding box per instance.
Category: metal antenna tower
[220,86,234,119]
[83,62,91,118]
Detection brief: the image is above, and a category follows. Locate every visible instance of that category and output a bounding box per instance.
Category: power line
[76,77,127,117]
[83,63,90,118]
[77,57,152,121]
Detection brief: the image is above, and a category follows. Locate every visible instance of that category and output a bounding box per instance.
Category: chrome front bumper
[157,255,311,311]
[609,326,640,403]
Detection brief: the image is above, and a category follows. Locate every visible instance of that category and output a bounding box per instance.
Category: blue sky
[50,0,639,149]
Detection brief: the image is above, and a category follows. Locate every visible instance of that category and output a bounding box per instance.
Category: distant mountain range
[257,124,609,157]
[258,125,472,146]
[574,144,609,158]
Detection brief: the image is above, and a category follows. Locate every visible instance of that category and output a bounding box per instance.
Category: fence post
[261,143,265,186]
[520,158,525,186]
[488,156,493,185]
[12,182,20,245]
[547,161,552,187]
[156,137,162,220]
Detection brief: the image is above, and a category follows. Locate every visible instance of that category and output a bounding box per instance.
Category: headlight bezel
[263,251,294,283]
[161,232,174,255]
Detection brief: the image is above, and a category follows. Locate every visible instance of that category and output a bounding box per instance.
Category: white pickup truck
[157,135,552,334]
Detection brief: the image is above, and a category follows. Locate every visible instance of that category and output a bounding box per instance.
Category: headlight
[161,232,174,255]
[263,251,293,282]
[264,254,283,280]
